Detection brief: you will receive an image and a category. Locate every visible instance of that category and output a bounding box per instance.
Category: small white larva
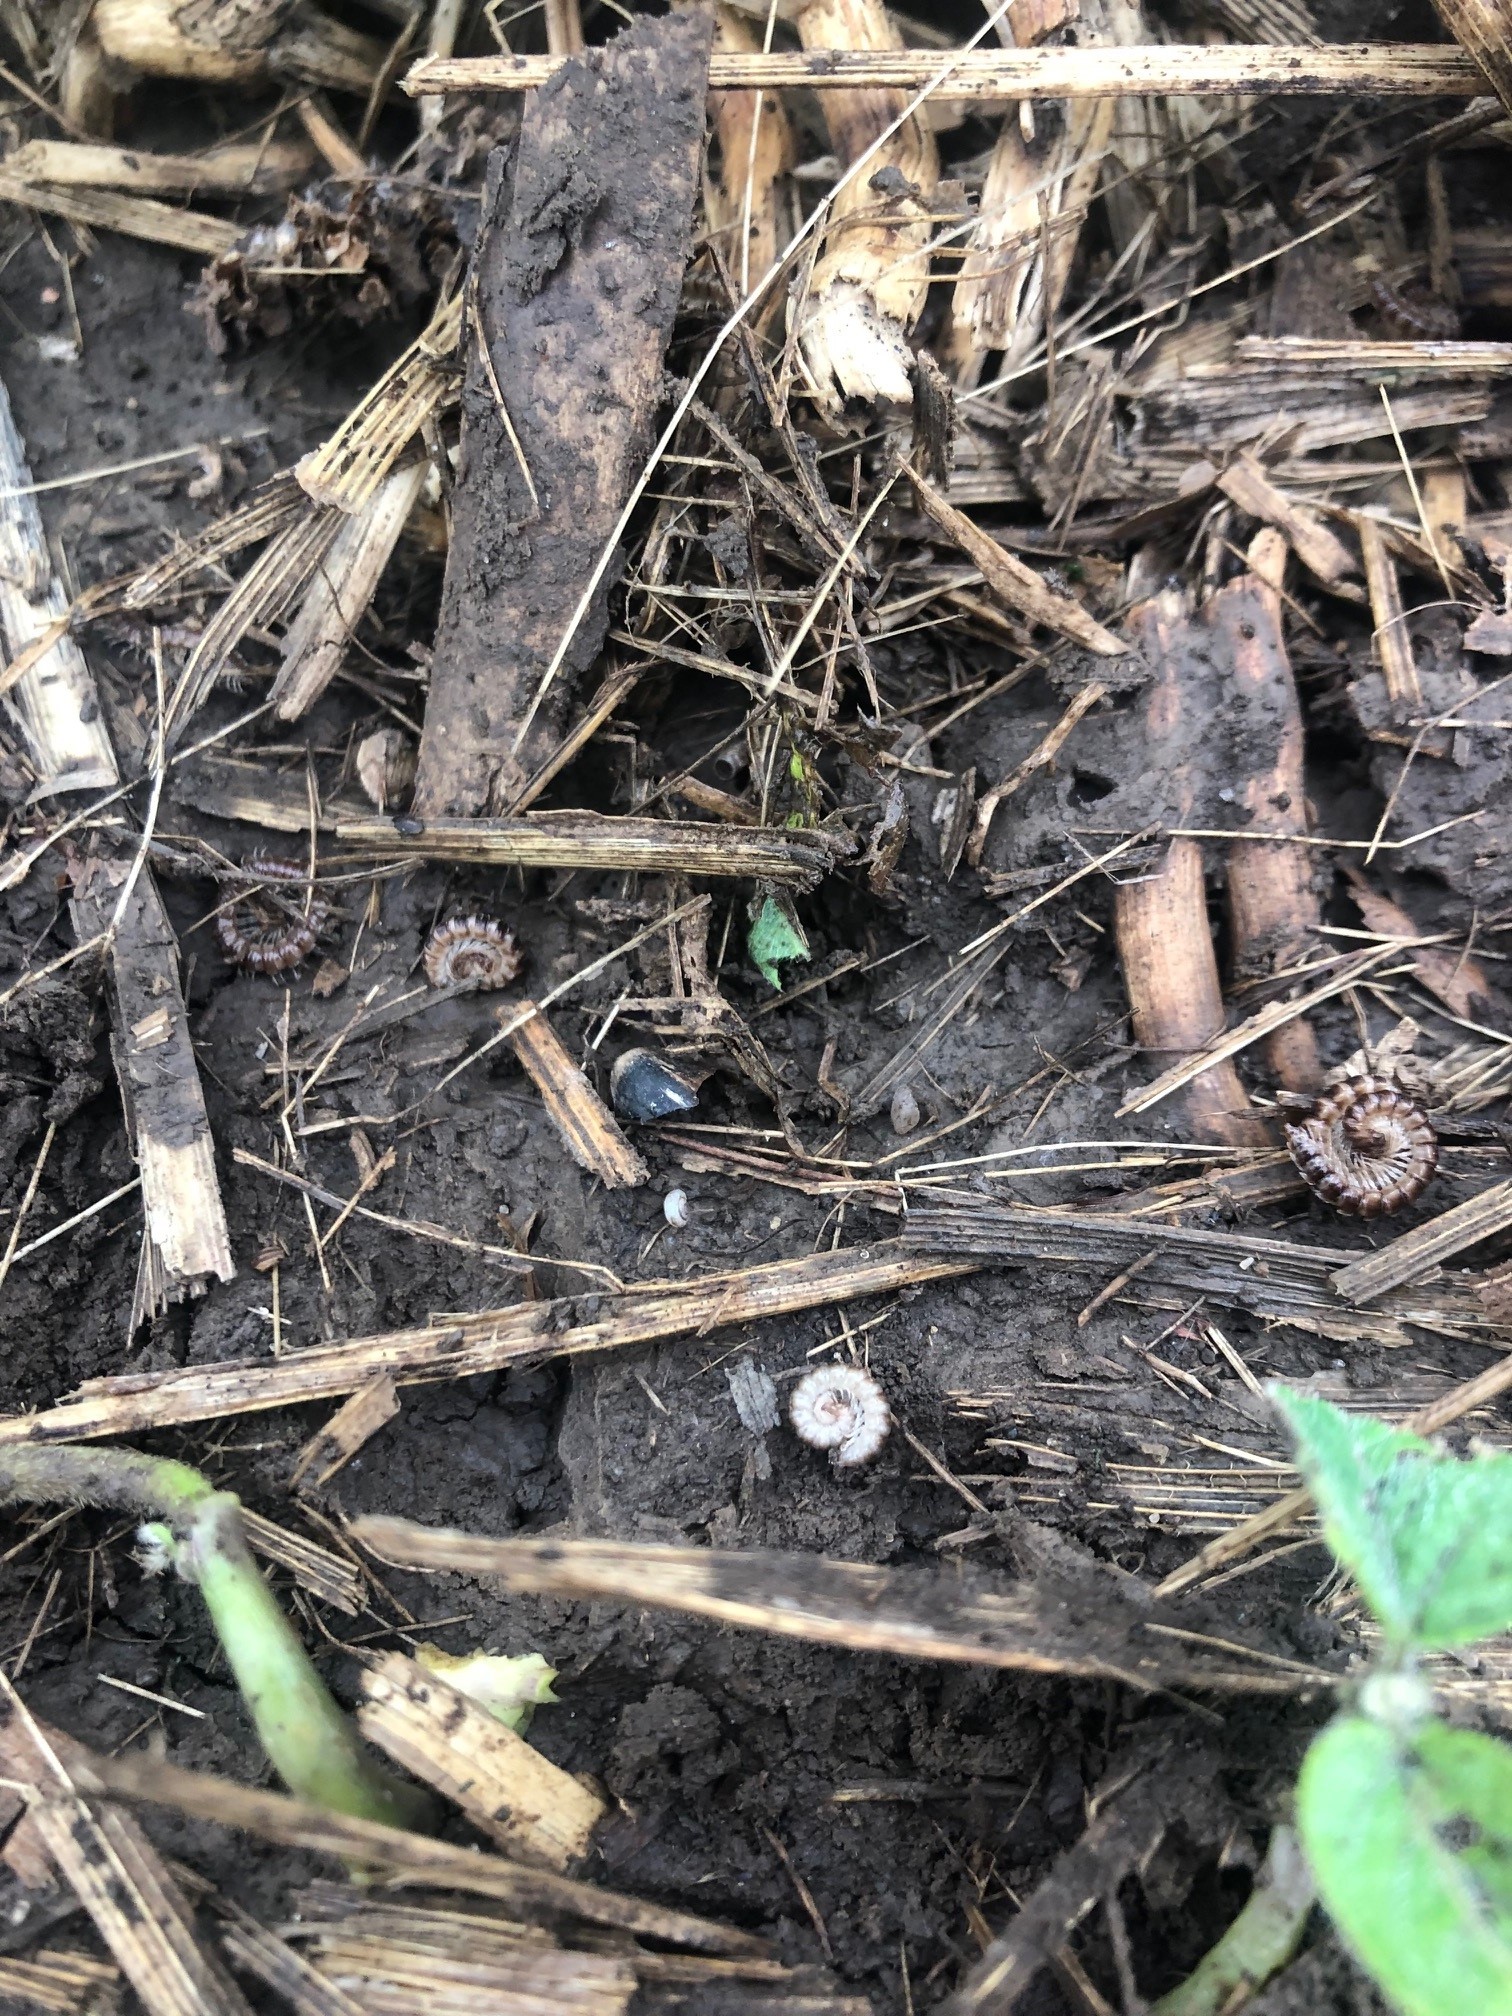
[789,1364,891,1468]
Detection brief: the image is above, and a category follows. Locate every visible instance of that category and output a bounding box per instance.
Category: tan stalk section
[1214,539,1323,1091]
[350,1525,1325,1694]
[702,4,798,298]
[92,0,382,94]
[0,1241,978,1445]
[791,0,940,411]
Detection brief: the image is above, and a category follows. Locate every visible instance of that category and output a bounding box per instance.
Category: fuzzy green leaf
[1271,1387,1512,1650]
[1299,1715,1512,2016]
[747,892,809,990]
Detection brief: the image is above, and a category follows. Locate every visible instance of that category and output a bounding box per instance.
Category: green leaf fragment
[413,1645,558,1731]
[748,892,810,990]
[1270,1387,1512,1651]
[1299,1715,1512,2016]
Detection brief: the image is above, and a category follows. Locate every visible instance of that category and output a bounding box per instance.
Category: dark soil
[2,6,1504,2013]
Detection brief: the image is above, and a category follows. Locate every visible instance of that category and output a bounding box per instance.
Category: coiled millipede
[789,1364,891,1468]
[215,856,331,976]
[1284,1074,1439,1219]
[422,916,522,991]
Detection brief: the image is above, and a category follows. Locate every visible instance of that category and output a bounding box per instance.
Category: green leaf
[413,1645,558,1731]
[747,892,810,990]
[1299,1715,1512,2016]
[1271,1387,1512,1650]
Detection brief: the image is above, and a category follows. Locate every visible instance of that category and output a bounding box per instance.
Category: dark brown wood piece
[413,10,713,816]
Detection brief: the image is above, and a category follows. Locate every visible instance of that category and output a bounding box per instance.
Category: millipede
[1284,1074,1439,1219]
[422,915,523,991]
[215,856,332,976]
[1369,277,1461,342]
[789,1363,891,1468]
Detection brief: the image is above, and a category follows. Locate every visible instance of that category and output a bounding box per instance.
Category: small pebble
[890,1083,921,1135]
[664,1188,690,1228]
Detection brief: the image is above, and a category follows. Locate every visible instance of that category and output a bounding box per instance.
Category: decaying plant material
[8,2,1512,2010]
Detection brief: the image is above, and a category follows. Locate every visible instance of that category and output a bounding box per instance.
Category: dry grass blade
[123,473,308,608]
[349,1524,1326,1695]
[68,1751,768,1956]
[902,1199,1493,1343]
[0,1240,975,1445]
[951,1744,1225,2016]
[1116,944,1399,1116]
[0,373,118,794]
[358,1652,607,1870]
[0,172,243,256]
[275,1927,635,2016]
[1430,0,1512,115]
[853,830,1149,1117]
[220,1915,367,2016]
[1155,1348,1512,1598]
[272,463,426,721]
[164,504,343,743]
[239,1510,364,1616]
[296,293,464,514]
[333,813,846,888]
[405,45,1486,99]
[0,1949,121,2016]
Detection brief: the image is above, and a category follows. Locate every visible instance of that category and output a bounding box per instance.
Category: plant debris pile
[1,1,1512,2012]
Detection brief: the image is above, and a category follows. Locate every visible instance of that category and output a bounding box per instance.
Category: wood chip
[289,1375,400,1497]
[503,1001,647,1191]
[909,468,1126,654]
[1218,451,1359,590]
[358,1652,607,1869]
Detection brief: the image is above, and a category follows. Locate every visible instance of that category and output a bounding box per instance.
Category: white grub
[789,1363,891,1468]
[663,1187,690,1228]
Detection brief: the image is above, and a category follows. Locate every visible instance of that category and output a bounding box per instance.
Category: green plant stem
[0,1444,428,1830]
[1150,1826,1315,2016]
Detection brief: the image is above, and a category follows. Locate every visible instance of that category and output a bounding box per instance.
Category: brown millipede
[1284,1074,1438,1219]
[1369,277,1461,342]
[422,915,522,991]
[215,855,332,976]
